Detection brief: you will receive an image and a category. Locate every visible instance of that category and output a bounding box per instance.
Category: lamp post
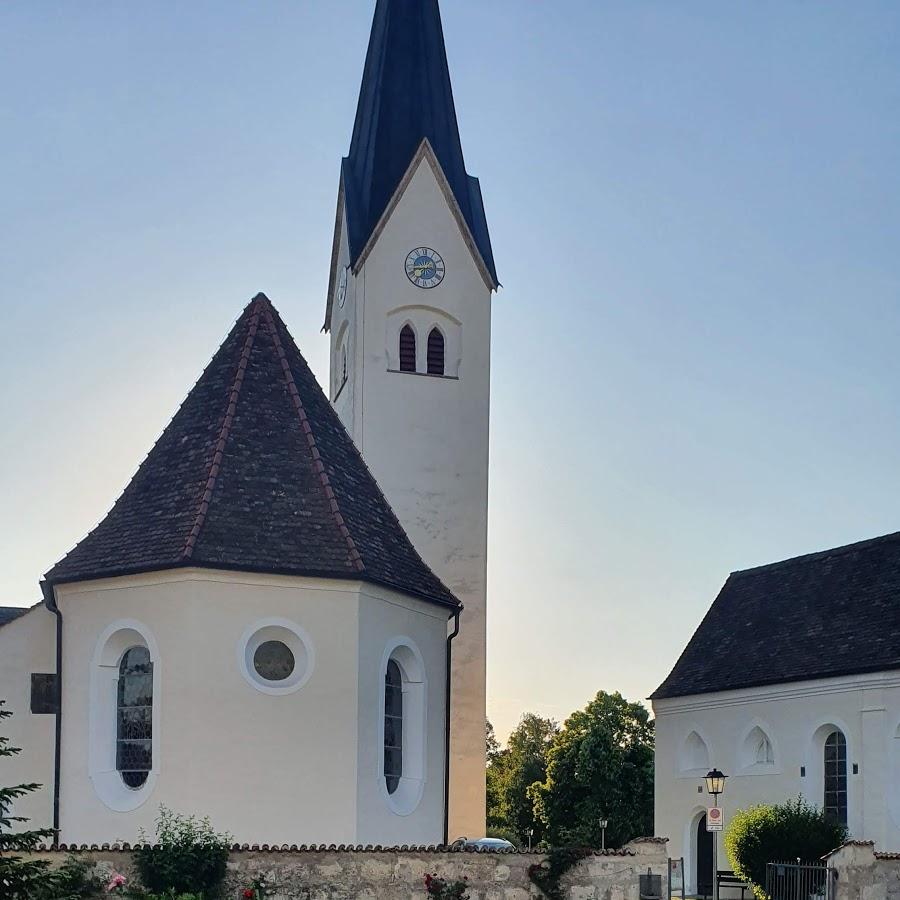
[599,817,608,851]
[704,769,727,900]
[527,828,533,852]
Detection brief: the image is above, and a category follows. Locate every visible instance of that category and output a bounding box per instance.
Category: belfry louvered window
[427,328,445,376]
[399,324,416,372]
[384,659,403,794]
[117,646,152,789]
[824,730,847,825]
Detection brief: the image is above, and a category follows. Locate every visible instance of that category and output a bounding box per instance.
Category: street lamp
[704,770,728,900]
[599,817,608,851]
[705,769,727,800]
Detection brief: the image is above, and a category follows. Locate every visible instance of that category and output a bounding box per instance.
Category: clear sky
[2,2,898,741]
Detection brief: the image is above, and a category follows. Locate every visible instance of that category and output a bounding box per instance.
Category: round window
[237,618,314,695]
[253,640,295,681]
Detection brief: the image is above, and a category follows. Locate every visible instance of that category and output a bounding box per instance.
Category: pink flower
[106,872,126,892]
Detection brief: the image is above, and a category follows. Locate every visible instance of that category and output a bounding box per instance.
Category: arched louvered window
[117,646,153,789]
[824,730,848,825]
[341,343,348,383]
[427,327,445,376]
[384,659,403,794]
[399,325,416,372]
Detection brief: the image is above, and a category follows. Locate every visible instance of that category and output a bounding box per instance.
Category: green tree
[530,691,653,848]
[486,719,501,764]
[486,714,558,846]
[724,797,847,898]
[0,700,58,899]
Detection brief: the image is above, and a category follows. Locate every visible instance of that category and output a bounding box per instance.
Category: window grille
[384,659,403,794]
[427,328,445,376]
[824,730,847,825]
[399,325,416,372]
[117,646,152,789]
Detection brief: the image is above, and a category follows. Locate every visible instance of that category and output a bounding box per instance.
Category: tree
[486,714,558,846]
[486,719,501,764]
[530,691,653,848]
[0,700,57,898]
[724,797,847,898]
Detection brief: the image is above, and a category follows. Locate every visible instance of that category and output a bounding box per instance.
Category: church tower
[324,0,497,839]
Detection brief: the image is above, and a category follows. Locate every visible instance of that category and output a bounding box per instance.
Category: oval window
[253,640,295,682]
[237,618,315,695]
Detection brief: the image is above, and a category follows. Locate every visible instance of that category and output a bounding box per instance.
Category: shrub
[424,872,469,899]
[134,806,231,898]
[724,797,847,897]
[0,700,59,899]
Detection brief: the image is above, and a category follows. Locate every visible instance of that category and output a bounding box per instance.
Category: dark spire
[342,0,497,284]
[44,294,458,610]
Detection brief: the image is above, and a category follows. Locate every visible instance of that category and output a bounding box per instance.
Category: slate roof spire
[45,294,458,610]
[342,0,497,284]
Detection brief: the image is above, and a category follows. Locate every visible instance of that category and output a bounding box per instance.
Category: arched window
[824,730,848,825]
[427,327,445,376]
[399,325,416,372]
[116,646,152,789]
[681,731,710,772]
[755,733,774,765]
[384,659,403,794]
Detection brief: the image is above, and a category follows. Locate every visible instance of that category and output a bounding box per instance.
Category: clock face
[405,247,445,289]
[337,266,348,308]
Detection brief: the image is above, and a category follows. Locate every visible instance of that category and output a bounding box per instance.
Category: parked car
[465,837,516,851]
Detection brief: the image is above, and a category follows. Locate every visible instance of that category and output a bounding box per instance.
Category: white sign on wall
[706,806,724,831]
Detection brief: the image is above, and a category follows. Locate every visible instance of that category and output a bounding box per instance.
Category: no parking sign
[706,806,724,831]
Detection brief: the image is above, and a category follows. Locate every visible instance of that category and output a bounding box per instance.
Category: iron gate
[765,861,834,900]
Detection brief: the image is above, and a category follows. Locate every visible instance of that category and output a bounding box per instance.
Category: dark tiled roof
[0,606,30,627]
[45,294,458,610]
[342,0,497,284]
[652,531,900,699]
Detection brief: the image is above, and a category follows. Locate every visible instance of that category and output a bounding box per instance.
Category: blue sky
[1,1,898,739]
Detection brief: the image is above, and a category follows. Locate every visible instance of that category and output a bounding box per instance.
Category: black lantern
[704,768,727,798]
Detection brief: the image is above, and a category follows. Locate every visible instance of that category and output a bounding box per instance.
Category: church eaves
[44,294,458,610]
[342,0,497,285]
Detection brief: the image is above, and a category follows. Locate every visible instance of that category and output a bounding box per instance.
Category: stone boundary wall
[827,841,900,900]
[26,837,668,899]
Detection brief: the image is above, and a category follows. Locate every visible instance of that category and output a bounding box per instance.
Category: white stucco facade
[0,568,450,845]
[328,146,491,840]
[654,670,900,893]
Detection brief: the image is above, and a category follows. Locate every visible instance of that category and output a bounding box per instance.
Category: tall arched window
[384,659,403,794]
[399,325,416,372]
[427,327,445,376]
[824,730,848,825]
[117,646,153,789]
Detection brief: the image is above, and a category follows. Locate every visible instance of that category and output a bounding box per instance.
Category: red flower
[243,890,255,898]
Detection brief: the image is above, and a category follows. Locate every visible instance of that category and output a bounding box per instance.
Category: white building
[0,0,496,846]
[653,531,900,894]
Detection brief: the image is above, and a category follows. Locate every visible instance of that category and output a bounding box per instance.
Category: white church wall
[654,670,900,892]
[0,605,56,832]
[55,569,365,845]
[333,151,491,840]
[354,584,449,845]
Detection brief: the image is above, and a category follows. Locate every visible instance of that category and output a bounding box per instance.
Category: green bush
[724,797,847,897]
[134,807,231,898]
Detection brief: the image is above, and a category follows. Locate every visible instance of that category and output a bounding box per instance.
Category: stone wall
[827,841,900,900]
[26,838,668,899]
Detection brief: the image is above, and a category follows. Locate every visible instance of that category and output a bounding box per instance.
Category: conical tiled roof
[45,294,458,609]
[342,0,497,284]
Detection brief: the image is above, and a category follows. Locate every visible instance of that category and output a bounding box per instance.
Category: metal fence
[765,861,834,900]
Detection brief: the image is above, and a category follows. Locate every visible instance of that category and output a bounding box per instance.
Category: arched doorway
[696,814,714,898]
